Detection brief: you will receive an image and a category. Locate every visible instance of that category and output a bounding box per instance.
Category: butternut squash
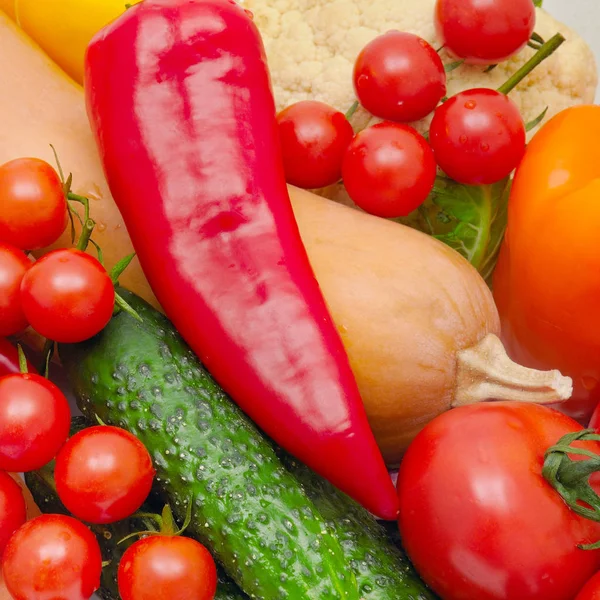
[0,12,571,467]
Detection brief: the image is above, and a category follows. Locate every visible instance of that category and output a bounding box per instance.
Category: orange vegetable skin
[494,105,600,422]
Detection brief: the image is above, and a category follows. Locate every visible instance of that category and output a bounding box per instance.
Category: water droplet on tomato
[244,8,254,19]
[459,135,468,144]
[480,142,490,152]
[97,222,107,233]
[464,100,477,110]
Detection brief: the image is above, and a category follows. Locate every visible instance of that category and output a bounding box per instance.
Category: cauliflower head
[246,0,597,134]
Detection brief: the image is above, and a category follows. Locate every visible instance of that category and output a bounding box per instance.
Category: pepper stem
[453,334,572,407]
[543,429,600,550]
[498,33,566,96]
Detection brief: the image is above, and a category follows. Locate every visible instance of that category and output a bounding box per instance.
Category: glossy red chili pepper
[0,338,35,377]
[85,0,397,519]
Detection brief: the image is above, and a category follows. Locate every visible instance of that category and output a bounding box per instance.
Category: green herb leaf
[533,0,543,6]
[525,106,548,132]
[397,176,512,283]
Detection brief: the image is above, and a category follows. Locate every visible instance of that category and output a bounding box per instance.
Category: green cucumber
[284,457,437,600]
[25,417,247,600]
[59,289,359,600]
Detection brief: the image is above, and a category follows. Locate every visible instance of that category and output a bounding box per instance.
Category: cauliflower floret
[246,0,597,136]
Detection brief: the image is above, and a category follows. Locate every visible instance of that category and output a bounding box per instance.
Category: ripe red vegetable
[353,31,446,123]
[277,101,354,189]
[435,0,536,64]
[20,248,115,343]
[429,88,526,185]
[0,373,71,472]
[85,0,397,518]
[55,425,155,524]
[0,472,27,556]
[398,402,600,600]
[118,535,218,600]
[0,157,68,250]
[0,243,30,337]
[0,338,35,376]
[342,122,436,218]
[576,571,600,600]
[2,514,103,600]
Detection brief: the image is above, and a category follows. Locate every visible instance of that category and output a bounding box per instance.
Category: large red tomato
[577,571,600,600]
[397,402,600,600]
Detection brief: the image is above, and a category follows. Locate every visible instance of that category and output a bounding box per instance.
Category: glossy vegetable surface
[55,425,155,524]
[342,122,437,218]
[277,100,354,189]
[0,472,26,555]
[494,105,600,422]
[118,536,218,600]
[576,571,600,600]
[85,0,395,517]
[21,248,115,343]
[0,158,67,250]
[353,31,446,122]
[0,373,71,472]
[0,244,29,336]
[434,0,536,64]
[398,402,600,600]
[2,514,103,600]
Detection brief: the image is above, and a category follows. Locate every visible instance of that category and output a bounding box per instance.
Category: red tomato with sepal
[277,101,355,189]
[0,373,71,472]
[577,572,600,600]
[0,158,68,250]
[55,425,155,524]
[2,514,102,600]
[435,0,536,64]
[0,243,30,337]
[0,471,27,555]
[118,535,218,600]
[20,248,115,343]
[353,31,446,122]
[0,338,35,376]
[397,402,600,600]
[429,88,526,185]
[342,122,436,218]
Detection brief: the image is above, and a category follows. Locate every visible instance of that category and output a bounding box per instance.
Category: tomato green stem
[17,345,28,374]
[543,429,600,549]
[498,33,565,96]
[42,339,55,378]
[345,101,359,122]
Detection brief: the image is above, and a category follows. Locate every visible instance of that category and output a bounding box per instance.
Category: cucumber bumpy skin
[59,289,359,600]
[25,416,247,600]
[285,457,438,600]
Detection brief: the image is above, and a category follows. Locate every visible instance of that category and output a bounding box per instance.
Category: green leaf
[396,176,512,284]
[525,106,548,132]
[444,60,464,73]
[533,0,543,6]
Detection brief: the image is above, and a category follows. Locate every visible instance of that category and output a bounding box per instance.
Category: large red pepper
[85,0,397,518]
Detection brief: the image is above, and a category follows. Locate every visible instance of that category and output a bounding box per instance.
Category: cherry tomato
[342,122,436,218]
[0,338,36,377]
[577,571,600,600]
[0,158,68,250]
[354,31,446,122]
[435,0,536,64]
[0,472,27,555]
[0,243,30,337]
[55,425,155,524]
[397,402,600,600]
[0,373,71,472]
[20,248,115,343]
[118,535,218,600]
[429,88,526,185]
[277,101,355,189]
[2,514,102,600]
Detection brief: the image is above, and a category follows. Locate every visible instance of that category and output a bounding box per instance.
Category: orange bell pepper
[494,105,600,422]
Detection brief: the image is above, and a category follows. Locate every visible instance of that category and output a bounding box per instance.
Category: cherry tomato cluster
[0,156,218,599]
[0,157,115,343]
[277,0,536,218]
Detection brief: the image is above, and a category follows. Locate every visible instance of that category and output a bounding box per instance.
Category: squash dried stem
[454,334,572,406]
